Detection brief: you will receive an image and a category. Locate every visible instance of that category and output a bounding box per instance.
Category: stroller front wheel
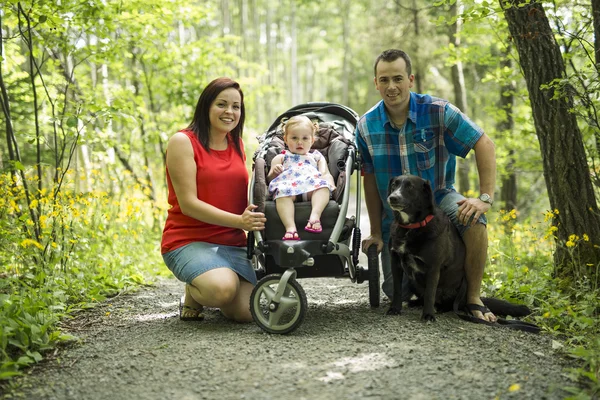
[367,245,380,308]
[250,273,307,334]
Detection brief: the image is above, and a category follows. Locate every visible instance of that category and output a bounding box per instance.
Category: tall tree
[448,0,471,194]
[593,0,600,65]
[500,0,600,278]
[498,54,517,212]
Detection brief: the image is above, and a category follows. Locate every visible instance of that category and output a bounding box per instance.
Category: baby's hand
[272,164,284,176]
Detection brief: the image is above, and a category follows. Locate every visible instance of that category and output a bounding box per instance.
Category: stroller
[247,102,380,334]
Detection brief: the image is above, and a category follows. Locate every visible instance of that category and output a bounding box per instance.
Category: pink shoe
[282,231,300,240]
[305,220,322,233]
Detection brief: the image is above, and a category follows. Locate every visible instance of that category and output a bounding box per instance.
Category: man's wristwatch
[478,193,493,206]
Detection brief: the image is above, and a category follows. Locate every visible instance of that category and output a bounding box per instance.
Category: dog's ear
[422,179,433,201]
[387,177,396,197]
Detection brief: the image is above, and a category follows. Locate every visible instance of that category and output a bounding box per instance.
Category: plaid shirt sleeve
[443,103,483,158]
[355,119,374,174]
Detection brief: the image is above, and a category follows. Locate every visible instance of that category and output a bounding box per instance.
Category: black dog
[385,175,536,330]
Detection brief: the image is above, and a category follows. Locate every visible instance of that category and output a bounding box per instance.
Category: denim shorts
[438,190,487,237]
[162,242,257,285]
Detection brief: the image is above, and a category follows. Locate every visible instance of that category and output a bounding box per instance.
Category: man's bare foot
[466,298,497,323]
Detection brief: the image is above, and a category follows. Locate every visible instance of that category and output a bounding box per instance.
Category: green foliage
[0,169,165,380]
[2,0,600,397]
[486,209,600,398]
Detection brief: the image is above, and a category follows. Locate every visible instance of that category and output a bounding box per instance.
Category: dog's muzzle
[387,194,406,211]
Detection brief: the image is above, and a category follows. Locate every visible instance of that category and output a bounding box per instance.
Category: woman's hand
[240,204,266,231]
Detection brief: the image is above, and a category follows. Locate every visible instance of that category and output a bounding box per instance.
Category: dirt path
[4,275,577,400]
[3,196,580,400]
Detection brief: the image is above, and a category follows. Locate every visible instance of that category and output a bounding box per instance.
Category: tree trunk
[592,0,600,66]
[501,0,600,280]
[290,0,298,105]
[498,54,517,212]
[449,1,471,195]
[340,0,350,106]
[222,0,231,55]
[412,0,424,94]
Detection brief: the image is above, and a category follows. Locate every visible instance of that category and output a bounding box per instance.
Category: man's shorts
[438,189,487,237]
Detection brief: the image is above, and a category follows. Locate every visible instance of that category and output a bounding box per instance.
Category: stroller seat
[247,102,381,335]
[252,123,352,242]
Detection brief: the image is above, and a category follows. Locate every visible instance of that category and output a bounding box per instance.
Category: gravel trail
[3,197,580,400]
[4,274,578,400]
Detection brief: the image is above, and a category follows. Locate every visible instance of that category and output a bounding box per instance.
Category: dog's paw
[421,313,436,322]
[386,307,402,316]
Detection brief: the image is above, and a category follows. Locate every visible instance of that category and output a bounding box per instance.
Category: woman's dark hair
[373,49,412,77]
[187,77,245,157]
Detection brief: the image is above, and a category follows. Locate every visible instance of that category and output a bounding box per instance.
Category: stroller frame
[247,102,380,334]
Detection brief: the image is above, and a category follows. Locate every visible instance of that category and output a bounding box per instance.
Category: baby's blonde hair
[280,115,319,138]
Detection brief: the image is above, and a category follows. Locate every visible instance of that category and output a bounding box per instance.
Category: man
[355,49,497,322]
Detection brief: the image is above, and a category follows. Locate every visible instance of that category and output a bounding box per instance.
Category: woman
[161,77,266,322]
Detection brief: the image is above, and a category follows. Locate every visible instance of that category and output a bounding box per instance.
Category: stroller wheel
[250,273,307,334]
[367,245,380,308]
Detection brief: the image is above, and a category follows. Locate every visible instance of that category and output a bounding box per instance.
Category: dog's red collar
[399,214,435,229]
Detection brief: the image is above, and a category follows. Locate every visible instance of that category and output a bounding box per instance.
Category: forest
[1,0,599,397]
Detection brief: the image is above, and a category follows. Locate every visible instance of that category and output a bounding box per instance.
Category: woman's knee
[190,269,239,306]
[220,281,253,322]
[221,307,252,323]
[207,282,238,305]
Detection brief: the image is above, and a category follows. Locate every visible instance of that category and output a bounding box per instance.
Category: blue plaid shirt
[355,92,483,240]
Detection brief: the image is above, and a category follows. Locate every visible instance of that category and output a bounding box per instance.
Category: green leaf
[16,356,33,366]
[0,370,22,380]
[66,116,78,128]
[27,351,43,363]
[39,15,47,23]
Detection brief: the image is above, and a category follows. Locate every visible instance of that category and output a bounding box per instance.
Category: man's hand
[361,234,384,254]
[456,198,491,226]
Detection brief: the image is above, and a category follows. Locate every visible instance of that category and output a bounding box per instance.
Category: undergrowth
[1,166,599,400]
[486,209,600,399]
[0,168,166,382]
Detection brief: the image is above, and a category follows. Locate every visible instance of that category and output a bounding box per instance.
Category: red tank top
[161,130,248,253]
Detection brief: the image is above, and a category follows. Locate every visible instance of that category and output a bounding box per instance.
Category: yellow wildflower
[20,239,43,249]
[508,383,521,392]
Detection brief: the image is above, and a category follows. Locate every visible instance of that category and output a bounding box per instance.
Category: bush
[486,208,600,399]
[0,169,166,380]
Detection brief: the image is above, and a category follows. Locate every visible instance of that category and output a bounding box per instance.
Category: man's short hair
[373,49,412,77]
